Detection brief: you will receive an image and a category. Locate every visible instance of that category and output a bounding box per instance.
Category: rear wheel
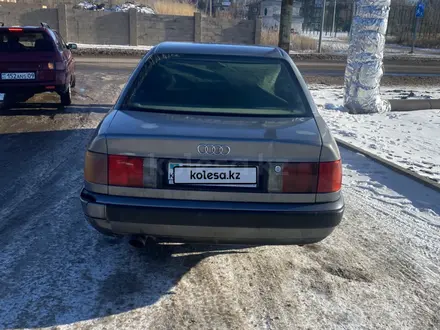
[60,83,72,106]
[2,94,16,110]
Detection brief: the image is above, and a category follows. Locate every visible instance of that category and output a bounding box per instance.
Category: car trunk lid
[0,52,55,69]
[106,110,322,161]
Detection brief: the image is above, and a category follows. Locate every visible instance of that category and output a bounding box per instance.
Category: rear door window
[122,54,312,117]
[0,30,55,52]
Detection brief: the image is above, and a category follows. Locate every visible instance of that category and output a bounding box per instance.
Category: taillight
[317,160,342,193]
[108,155,143,187]
[268,160,342,194]
[282,163,318,193]
[85,153,157,188]
[84,151,108,185]
[8,28,23,32]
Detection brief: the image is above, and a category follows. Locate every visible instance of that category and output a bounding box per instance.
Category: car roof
[153,41,287,59]
[0,26,45,30]
[0,23,54,32]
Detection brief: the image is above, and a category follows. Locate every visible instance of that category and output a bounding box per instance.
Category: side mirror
[67,43,78,50]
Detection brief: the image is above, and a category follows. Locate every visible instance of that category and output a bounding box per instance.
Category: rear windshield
[122,54,311,116]
[0,31,54,52]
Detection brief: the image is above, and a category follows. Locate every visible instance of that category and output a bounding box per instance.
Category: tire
[2,94,16,110]
[60,84,72,106]
[15,93,33,103]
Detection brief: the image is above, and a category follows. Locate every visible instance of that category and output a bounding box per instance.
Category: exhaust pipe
[128,235,147,248]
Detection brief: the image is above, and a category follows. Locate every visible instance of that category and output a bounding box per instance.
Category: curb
[72,49,146,58]
[335,137,440,193]
[389,99,440,111]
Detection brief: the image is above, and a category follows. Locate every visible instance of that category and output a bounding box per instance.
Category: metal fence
[387,3,440,43]
[301,0,353,36]
[300,1,440,44]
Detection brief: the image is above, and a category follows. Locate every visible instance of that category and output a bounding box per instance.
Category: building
[248,0,304,33]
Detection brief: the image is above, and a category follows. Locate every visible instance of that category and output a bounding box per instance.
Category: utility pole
[210,0,212,16]
[278,0,293,54]
[332,0,337,37]
[318,0,326,53]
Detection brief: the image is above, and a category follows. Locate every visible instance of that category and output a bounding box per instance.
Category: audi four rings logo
[197,144,231,155]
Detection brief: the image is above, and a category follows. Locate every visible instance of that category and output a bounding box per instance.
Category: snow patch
[324,103,347,112]
[301,31,440,57]
[310,84,440,183]
[75,43,153,51]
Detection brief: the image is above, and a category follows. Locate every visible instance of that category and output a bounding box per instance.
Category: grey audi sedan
[80,42,344,247]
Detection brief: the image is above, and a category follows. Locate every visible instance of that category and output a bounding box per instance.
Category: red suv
[0,22,77,108]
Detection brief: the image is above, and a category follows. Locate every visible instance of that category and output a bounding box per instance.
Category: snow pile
[302,31,350,41]
[74,1,106,10]
[113,2,155,14]
[75,43,153,50]
[310,84,440,183]
[74,1,156,14]
[321,41,349,53]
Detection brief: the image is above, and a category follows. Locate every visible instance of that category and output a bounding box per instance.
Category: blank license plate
[169,163,257,187]
[1,72,35,80]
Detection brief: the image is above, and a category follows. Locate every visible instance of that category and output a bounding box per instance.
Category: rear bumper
[0,83,65,94]
[0,73,68,94]
[80,188,344,245]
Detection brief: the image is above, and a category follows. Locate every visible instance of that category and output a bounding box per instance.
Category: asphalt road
[75,56,440,77]
[0,66,439,329]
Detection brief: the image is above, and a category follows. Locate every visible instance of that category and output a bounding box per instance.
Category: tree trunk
[343,0,392,114]
[278,0,294,53]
